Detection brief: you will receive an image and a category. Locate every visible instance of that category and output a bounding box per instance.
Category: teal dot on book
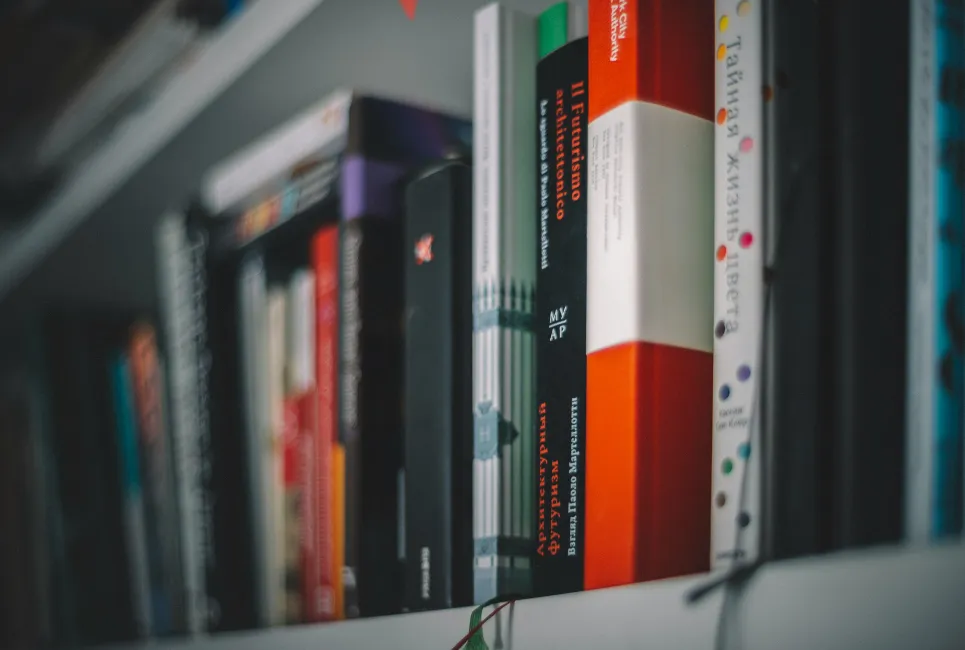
[738,442,751,460]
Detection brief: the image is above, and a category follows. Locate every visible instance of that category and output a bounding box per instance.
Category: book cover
[155,212,213,634]
[533,34,588,596]
[585,0,714,589]
[310,226,341,622]
[109,353,153,638]
[472,2,539,604]
[711,0,764,568]
[403,159,475,611]
[907,0,965,543]
[129,323,184,634]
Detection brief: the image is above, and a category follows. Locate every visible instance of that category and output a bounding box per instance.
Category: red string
[449,600,515,650]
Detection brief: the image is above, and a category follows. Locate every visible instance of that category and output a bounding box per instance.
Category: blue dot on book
[719,384,731,400]
[737,365,751,381]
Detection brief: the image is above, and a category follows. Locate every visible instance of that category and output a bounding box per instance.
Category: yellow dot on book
[717,44,726,60]
[719,15,729,31]
[737,1,751,16]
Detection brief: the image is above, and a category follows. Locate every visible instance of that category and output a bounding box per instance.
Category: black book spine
[340,216,405,617]
[185,210,257,631]
[402,161,474,611]
[533,37,588,596]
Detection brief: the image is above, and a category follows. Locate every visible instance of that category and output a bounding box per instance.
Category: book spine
[155,214,208,635]
[339,215,405,617]
[311,227,341,621]
[585,0,713,589]
[110,354,153,639]
[202,90,353,214]
[711,0,764,567]
[266,290,288,625]
[907,0,939,545]
[533,37,588,596]
[129,324,183,634]
[908,0,965,542]
[238,253,271,626]
[472,2,539,604]
[933,0,964,539]
[403,161,475,611]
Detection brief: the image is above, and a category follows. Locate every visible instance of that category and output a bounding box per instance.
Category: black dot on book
[737,512,751,528]
[715,321,726,339]
[715,492,727,508]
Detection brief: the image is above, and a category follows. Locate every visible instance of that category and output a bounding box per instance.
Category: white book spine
[266,289,288,625]
[906,0,937,543]
[472,2,538,604]
[201,89,353,214]
[155,213,207,635]
[711,0,764,568]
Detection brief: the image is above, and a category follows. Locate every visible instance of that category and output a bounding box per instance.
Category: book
[129,324,184,635]
[533,29,588,596]
[238,251,273,626]
[585,0,714,589]
[906,0,965,543]
[472,1,539,604]
[310,227,340,622]
[109,353,153,639]
[403,159,475,611]
[711,0,764,568]
[763,0,909,559]
[155,212,212,634]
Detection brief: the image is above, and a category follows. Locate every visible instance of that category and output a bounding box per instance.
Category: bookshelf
[0,0,325,307]
[104,542,965,650]
[0,0,551,313]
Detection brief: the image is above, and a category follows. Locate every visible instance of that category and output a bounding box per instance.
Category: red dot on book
[763,85,774,102]
[716,245,727,261]
[740,137,754,153]
[717,44,726,61]
[716,108,727,125]
[739,232,754,248]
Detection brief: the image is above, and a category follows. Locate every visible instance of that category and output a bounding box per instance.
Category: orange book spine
[585,0,714,590]
[308,226,341,621]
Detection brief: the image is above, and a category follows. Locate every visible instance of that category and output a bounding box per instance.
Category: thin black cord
[685,143,818,650]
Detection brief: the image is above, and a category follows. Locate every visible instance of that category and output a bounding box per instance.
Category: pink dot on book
[740,137,754,153]
[739,232,754,248]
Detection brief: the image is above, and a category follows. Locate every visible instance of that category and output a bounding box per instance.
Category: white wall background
[2,0,554,317]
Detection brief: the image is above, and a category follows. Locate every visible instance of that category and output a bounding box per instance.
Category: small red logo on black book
[414,234,434,265]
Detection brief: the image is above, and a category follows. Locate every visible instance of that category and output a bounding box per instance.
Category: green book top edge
[538,2,569,58]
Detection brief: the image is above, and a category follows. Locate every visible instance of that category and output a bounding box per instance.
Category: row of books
[2,0,963,646]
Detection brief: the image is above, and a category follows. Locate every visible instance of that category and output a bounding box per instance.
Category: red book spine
[585,0,714,589]
[282,397,302,622]
[305,225,339,621]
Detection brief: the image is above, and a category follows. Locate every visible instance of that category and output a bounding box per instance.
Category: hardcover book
[533,33,588,596]
[403,159,474,611]
[585,0,714,589]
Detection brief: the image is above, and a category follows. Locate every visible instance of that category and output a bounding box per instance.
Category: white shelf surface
[0,0,325,303]
[107,542,965,650]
